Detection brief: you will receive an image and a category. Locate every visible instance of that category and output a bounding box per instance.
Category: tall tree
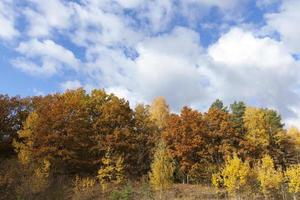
[149,140,174,200]
[162,107,206,183]
[0,95,31,156]
[203,107,238,166]
[242,107,286,165]
[149,97,170,129]
[133,104,159,175]
[230,101,246,135]
[14,89,99,173]
[89,89,137,174]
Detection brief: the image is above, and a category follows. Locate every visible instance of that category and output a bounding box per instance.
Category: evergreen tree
[210,99,227,112]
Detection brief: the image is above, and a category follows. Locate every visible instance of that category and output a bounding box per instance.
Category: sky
[0,0,300,127]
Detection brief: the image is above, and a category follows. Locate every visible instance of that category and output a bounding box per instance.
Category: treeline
[0,89,300,199]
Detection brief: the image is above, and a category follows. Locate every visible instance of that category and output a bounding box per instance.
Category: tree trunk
[159,186,162,200]
[187,175,189,184]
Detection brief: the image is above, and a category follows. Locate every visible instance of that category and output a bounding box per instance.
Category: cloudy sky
[1,0,300,127]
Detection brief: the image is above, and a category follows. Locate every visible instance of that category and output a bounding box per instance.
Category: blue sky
[1,0,300,127]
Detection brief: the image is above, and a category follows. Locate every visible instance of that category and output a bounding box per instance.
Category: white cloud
[23,0,73,37]
[265,0,300,53]
[208,27,300,121]
[0,0,19,40]
[60,80,82,91]
[106,86,145,107]
[133,27,213,109]
[209,28,294,72]
[12,39,80,76]
[70,1,143,47]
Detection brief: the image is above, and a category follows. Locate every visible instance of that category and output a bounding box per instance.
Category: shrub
[285,164,300,200]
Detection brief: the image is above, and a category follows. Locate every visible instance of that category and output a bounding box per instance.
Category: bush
[109,183,134,200]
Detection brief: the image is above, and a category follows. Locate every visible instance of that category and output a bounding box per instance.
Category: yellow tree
[285,164,300,200]
[243,107,270,149]
[287,127,300,163]
[257,155,283,199]
[242,107,285,165]
[212,154,251,199]
[97,150,125,190]
[149,140,174,199]
[149,97,170,129]
[13,111,38,165]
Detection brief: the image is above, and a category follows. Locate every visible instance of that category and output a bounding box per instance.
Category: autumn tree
[97,150,125,190]
[287,127,300,163]
[0,95,31,156]
[203,106,239,167]
[149,96,170,129]
[285,164,300,200]
[149,140,174,199]
[162,107,206,183]
[213,154,251,199]
[242,107,287,166]
[89,89,138,174]
[14,89,100,173]
[257,155,284,199]
[133,104,159,175]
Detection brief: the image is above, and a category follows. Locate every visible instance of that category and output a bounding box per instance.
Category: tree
[149,140,174,199]
[133,104,159,175]
[149,97,170,129]
[14,89,100,173]
[287,127,300,163]
[203,107,238,166]
[230,101,246,136]
[89,89,138,174]
[257,155,283,199]
[162,107,206,183]
[285,164,300,200]
[219,154,251,199]
[97,150,125,190]
[242,107,286,165]
[0,95,31,156]
[210,99,227,111]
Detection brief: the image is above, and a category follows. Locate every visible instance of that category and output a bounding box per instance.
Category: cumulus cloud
[208,27,300,120]
[70,1,143,48]
[265,0,300,53]
[23,0,74,37]
[133,27,213,109]
[0,0,19,40]
[12,39,80,76]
